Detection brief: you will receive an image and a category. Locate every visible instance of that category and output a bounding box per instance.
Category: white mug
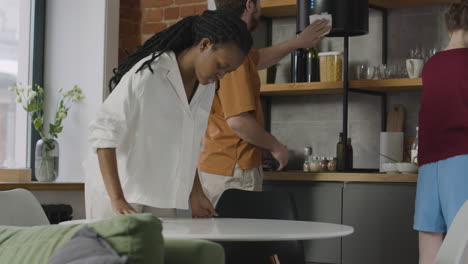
[406,59,424,78]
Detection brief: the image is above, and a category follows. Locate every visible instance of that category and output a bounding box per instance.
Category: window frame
[28,0,45,179]
[8,0,45,177]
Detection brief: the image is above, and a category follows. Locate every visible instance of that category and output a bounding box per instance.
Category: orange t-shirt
[198,49,263,176]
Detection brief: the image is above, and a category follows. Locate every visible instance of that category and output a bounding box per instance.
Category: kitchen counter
[263,171,418,183]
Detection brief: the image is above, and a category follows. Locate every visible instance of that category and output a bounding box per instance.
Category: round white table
[161,218,353,241]
[61,217,353,242]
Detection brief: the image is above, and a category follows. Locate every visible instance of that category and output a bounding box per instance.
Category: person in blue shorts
[414,2,468,263]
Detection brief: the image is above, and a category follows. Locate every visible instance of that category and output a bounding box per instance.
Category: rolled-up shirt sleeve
[88,74,139,151]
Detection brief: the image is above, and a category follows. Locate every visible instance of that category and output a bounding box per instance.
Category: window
[0,0,32,168]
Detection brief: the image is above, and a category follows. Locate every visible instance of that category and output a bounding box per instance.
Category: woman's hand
[111,198,138,215]
[190,192,218,218]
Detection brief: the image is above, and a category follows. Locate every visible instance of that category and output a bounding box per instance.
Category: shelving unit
[260,0,451,172]
[260,0,456,17]
[261,78,422,96]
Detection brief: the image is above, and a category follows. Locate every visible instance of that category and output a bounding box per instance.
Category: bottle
[303,146,313,172]
[336,133,344,171]
[293,0,312,83]
[306,47,320,82]
[346,138,353,170]
[291,47,308,82]
[411,127,419,165]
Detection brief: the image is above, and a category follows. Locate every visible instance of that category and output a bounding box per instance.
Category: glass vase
[35,138,59,182]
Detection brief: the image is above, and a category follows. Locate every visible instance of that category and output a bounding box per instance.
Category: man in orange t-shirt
[198,0,331,205]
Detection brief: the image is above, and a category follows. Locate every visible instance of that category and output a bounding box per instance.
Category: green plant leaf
[33,117,43,131]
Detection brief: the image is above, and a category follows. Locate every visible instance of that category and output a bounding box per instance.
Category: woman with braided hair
[414,1,468,263]
[84,9,252,219]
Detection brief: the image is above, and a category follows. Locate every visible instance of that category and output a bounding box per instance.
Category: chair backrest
[0,188,50,226]
[215,189,305,264]
[215,188,298,220]
[434,200,468,264]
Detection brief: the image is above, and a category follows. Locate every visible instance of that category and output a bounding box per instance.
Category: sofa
[0,213,224,264]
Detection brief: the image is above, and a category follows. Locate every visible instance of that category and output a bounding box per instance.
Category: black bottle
[306,47,320,82]
[291,47,308,82]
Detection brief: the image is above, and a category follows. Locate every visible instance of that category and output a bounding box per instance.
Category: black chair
[214,188,305,264]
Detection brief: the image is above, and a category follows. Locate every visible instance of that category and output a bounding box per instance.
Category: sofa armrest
[164,239,224,264]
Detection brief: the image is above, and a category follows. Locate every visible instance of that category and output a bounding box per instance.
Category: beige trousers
[198,164,263,205]
[85,185,176,220]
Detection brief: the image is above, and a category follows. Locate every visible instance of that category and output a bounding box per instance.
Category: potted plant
[9,83,84,182]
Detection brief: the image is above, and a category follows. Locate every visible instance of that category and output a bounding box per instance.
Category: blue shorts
[414,154,468,233]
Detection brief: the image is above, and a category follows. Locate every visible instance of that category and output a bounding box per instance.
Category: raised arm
[257,19,330,70]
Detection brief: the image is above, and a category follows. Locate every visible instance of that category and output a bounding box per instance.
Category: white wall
[43,0,119,182]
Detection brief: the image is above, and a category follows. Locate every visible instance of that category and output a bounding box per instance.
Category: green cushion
[164,239,225,264]
[0,213,163,264]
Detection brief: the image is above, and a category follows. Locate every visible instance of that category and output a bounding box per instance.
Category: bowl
[396,162,418,174]
[382,162,399,173]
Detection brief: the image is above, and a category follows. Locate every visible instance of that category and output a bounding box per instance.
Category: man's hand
[190,192,218,218]
[295,19,331,49]
[271,143,289,171]
[111,197,138,215]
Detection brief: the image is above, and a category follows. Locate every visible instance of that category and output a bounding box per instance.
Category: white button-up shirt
[84,51,215,209]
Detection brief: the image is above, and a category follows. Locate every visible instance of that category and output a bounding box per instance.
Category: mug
[406,59,424,78]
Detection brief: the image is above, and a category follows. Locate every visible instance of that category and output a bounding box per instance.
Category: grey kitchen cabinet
[264,181,344,264]
[264,180,419,264]
[341,182,418,264]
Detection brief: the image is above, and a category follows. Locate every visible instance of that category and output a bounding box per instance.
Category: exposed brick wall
[119,0,208,63]
[119,0,142,63]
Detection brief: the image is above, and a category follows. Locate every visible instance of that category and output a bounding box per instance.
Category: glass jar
[319,51,343,82]
[319,157,329,171]
[411,126,418,165]
[303,147,313,172]
[309,157,321,172]
[327,157,337,171]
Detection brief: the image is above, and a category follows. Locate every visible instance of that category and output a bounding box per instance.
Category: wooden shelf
[261,78,422,96]
[0,182,84,191]
[369,0,456,9]
[351,78,423,92]
[261,81,343,95]
[264,171,418,183]
[0,169,31,183]
[261,0,296,17]
[260,0,456,18]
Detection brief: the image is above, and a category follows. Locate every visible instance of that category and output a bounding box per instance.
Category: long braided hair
[109,8,252,92]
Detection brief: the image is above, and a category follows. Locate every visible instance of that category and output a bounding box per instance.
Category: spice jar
[309,157,321,172]
[327,157,337,171]
[319,51,343,82]
[319,157,329,171]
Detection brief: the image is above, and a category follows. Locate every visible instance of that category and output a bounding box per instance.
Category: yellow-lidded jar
[318,51,343,82]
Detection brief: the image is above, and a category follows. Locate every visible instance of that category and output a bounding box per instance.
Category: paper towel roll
[379,132,404,172]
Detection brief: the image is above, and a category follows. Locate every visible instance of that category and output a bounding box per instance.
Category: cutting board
[387,104,405,132]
